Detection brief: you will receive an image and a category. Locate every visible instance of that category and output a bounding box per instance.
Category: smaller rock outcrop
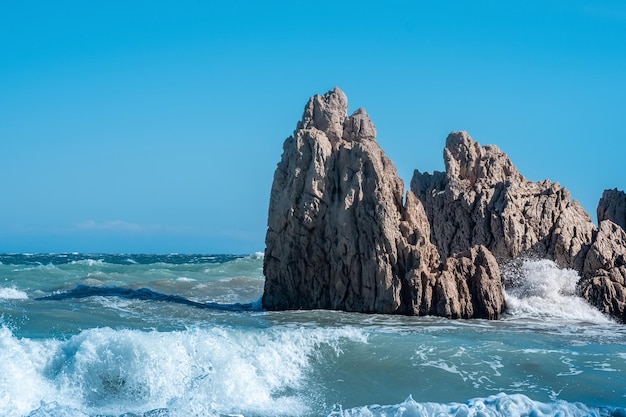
[580,220,626,320]
[412,132,626,322]
[597,188,626,232]
[411,131,595,271]
[406,245,504,320]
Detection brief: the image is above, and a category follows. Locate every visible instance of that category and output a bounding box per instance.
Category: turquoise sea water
[0,253,625,416]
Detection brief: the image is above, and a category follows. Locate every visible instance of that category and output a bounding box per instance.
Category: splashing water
[502,259,611,323]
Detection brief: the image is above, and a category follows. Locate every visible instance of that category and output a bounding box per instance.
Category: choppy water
[0,253,625,416]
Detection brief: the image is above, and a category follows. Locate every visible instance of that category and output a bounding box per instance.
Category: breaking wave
[0,287,29,300]
[330,393,625,417]
[0,325,367,416]
[502,259,612,324]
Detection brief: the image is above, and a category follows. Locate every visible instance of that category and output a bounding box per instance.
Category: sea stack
[411,133,626,321]
[262,88,505,319]
[262,88,626,322]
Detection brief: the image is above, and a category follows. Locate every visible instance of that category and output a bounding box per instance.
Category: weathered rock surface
[262,88,505,319]
[411,131,595,269]
[412,132,626,322]
[402,245,504,319]
[579,220,626,320]
[597,188,626,232]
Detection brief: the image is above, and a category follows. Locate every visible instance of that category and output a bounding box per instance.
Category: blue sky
[1,1,625,254]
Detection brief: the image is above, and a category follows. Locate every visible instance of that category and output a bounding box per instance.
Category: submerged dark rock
[39,285,256,311]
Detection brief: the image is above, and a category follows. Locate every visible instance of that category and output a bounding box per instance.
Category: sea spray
[0,324,367,416]
[0,287,29,300]
[502,259,611,323]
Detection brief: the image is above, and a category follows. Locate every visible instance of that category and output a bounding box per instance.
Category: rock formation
[263,87,625,322]
[411,131,595,270]
[597,188,626,232]
[412,133,626,322]
[262,88,505,319]
[580,220,626,319]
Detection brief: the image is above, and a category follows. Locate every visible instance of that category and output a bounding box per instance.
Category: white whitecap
[0,324,368,416]
[329,393,613,417]
[70,259,105,267]
[0,287,28,300]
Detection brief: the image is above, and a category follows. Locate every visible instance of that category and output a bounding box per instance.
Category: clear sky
[1,1,625,254]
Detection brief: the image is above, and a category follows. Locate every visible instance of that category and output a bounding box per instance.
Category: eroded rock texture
[579,220,626,320]
[262,88,505,319]
[412,132,626,322]
[597,188,626,232]
[411,131,595,269]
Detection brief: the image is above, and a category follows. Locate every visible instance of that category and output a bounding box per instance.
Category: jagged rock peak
[343,107,376,142]
[597,188,626,231]
[299,86,348,142]
[412,131,594,266]
[444,131,523,186]
[298,87,377,144]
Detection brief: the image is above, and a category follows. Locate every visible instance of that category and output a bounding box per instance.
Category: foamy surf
[0,287,28,300]
[502,259,612,323]
[0,325,368,417]
[329,393,622,417]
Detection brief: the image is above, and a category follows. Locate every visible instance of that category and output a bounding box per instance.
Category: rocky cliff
[262,88,505,319]
[411,131,595,269]
[263,88,625,322]
[411,132,626,321]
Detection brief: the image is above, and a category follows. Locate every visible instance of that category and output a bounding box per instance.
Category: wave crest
[329,393,624,417]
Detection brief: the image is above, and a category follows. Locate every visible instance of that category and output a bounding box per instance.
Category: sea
[0,253,625,417]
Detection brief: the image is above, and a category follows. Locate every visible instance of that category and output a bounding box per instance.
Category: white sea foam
[502,259,612,324]
[0,287,28,300]
[250,251,264,260]
[12,263,58,272]
[329,393,618,417]
[0,325,367,417]
[70,259,105,267]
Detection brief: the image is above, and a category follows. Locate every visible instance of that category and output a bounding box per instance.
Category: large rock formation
[262,88,505,319]
[263,88,626,322]
[412,133,626,322]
